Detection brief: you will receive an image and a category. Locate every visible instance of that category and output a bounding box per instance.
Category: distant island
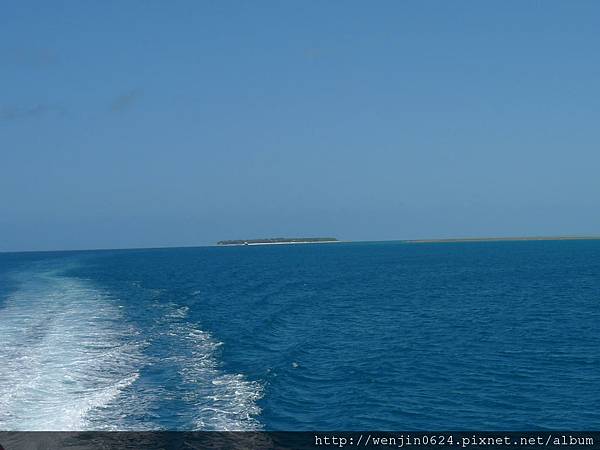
[215,235,600,247]
[217,237,339,246]
[405,236,600,244]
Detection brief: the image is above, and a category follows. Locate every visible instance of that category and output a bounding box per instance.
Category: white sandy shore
[406,236,600,244]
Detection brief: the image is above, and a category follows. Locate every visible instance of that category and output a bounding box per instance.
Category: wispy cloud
[1,48,59,68]
[1,89,143,123]
[0,104,64,122]
[110,89,143,113]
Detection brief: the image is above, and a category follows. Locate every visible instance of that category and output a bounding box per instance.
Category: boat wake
[0,263,143,430]
[0,261,262,431]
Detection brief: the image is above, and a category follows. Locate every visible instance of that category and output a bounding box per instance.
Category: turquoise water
[1,240,599,430]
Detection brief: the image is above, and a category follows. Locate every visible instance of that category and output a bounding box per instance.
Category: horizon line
[2,234,600,255]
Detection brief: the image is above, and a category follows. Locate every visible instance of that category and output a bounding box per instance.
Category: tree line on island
[217,237,339,246]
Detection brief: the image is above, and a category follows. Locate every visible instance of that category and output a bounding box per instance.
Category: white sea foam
[0,265,144,431]
[0,263,263,431]
[158,303,263,431]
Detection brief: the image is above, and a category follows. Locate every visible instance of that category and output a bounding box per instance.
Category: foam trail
[0,262,263,431]
[160,305,263,430]
[0,264,144,431]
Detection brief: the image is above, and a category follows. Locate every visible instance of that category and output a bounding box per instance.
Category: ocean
[1,240,599,431]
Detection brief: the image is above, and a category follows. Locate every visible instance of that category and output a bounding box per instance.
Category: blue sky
[1,1,599,251]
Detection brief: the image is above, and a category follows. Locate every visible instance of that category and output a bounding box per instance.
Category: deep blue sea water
[1,240,599,431]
